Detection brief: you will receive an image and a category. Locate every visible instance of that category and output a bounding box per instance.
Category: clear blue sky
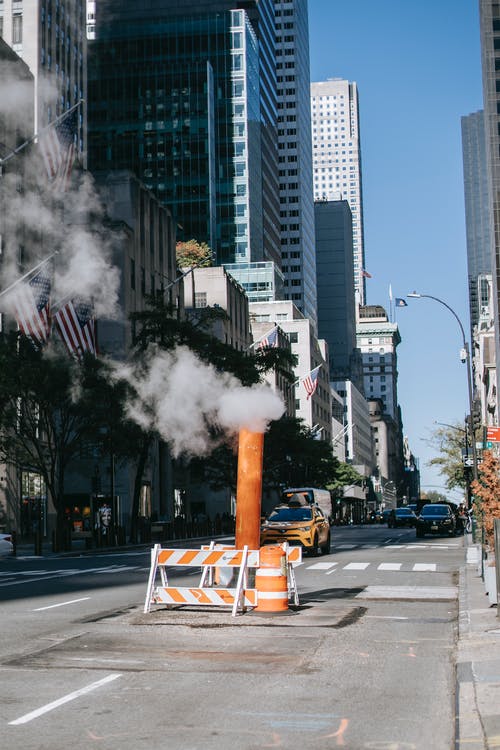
[307,0,484,499]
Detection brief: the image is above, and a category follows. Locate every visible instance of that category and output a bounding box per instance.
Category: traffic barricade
[144,544,259,617]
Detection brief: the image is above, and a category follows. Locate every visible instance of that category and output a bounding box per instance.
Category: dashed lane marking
[378,562,402,571]
[343,562,370,570]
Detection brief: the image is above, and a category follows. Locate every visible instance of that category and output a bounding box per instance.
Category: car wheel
[320,532,331,555]
[309,534,319,556]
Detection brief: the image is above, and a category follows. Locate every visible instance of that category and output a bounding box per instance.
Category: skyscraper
[461,110,493,335]
[479,0,500,419]
[310,78,366,304]
[88,0,281,282]
[275,0,317,330]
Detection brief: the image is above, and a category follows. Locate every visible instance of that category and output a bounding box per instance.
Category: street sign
[486,427,500,443]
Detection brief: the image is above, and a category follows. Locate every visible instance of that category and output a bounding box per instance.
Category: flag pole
[246,325,277,351]
[0,251,59,300]
[0,99,84,167]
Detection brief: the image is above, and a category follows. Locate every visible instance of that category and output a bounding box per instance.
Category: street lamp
[407,292,478,495]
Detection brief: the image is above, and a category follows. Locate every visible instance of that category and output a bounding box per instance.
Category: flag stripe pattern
[10,268,52,347]
[302,365,321,399]
[55,298,97,358]
[257,326,278,350]
[40,109,78,192]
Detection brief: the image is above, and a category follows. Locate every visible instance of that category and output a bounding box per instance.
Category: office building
[356,305,401,421]
[0,0,86,146]
[479,0,500,419]
[461,110,493,335]
[311,78,366,304]
[88,0,281,283]
[315,198,362,386]
[275,0,317,329]
[249,299,332,442]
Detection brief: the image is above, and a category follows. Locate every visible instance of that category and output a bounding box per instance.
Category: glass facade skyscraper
[88,0,280,273]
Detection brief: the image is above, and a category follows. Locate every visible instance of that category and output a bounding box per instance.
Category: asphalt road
[0,524,464,749]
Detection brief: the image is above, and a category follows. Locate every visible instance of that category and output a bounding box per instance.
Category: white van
[281,487,333,522]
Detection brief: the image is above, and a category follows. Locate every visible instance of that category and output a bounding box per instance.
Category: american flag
[10,268,52,348]
[257,326,279,350]
[39,108,78,191]
[302,366,321,400]
[54,298,97,359]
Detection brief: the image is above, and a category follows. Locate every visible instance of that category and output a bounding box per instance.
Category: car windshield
[421,505,449,515]
[268,507,313,522]
[396,508,413,515]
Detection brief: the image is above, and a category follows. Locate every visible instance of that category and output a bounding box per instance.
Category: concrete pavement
[457,541,500,749]
[11,533,500,748]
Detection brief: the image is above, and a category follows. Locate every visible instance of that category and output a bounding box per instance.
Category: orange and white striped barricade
[282,543,301,606]
[199,542,237,587]
[143,544,259,617]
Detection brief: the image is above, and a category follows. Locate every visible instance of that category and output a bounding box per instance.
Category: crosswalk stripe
[343,562,370,570]
[413,563,437,571]
[378,563,402,571]
[307,562,337,570]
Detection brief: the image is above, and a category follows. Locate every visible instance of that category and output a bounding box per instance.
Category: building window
[12,12,22,44]
[195,292,207,308]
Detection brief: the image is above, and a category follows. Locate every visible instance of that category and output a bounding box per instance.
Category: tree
[425,423,468,491]
[176,239,213,268]
[422,490,448,504]
[471,449,500,550]
[0,334,110,548]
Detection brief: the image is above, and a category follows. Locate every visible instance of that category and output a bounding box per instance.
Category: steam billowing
[113,346,285,457]
[0,74,120,319]
[1,75,285,457]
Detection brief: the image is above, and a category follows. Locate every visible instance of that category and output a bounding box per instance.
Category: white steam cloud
[113,346,285,457]
[0,74,120,320]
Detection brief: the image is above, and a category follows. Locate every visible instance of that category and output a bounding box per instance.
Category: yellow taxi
[260,499,331,555]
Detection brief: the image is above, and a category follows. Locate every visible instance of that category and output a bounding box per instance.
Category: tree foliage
[425,423,468,490]
[471,449,500,550]
[176,239,213,268]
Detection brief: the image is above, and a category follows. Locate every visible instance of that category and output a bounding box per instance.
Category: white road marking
[0,564,140,588]
[307,562,337,570]
[33,597,90,611]
[378,563,402,571]
[356,585,457,601]
[366,615,409,620]
[343,562,370,570]
[335,544,356,549]
[8,673,122,725]
[413,563,437,572]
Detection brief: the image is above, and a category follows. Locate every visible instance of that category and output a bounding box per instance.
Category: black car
[415,503,457,538]
[387,507,417,528]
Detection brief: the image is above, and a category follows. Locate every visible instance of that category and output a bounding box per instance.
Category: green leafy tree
[176,239,213,268]
[425,423,468,491]
[421,490,448,504]
[0,334,110,547]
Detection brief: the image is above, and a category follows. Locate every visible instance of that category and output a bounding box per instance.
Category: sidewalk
[457,541,500,749]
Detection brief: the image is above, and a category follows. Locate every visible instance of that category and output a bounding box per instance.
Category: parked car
[0,532,14,557]
[415,504,457,538]
[387,507,417,528]
[261,501,331,555]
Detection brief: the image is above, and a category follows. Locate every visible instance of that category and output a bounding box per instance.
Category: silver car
[0,533,14,557]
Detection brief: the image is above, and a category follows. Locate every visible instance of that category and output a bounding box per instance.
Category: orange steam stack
[235,428,264,551]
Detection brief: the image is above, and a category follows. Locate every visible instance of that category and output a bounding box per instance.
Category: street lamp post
[407,292,478,498]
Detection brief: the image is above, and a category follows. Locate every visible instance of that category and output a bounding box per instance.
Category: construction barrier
[144,543,259,617]
[255,545,289,613]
